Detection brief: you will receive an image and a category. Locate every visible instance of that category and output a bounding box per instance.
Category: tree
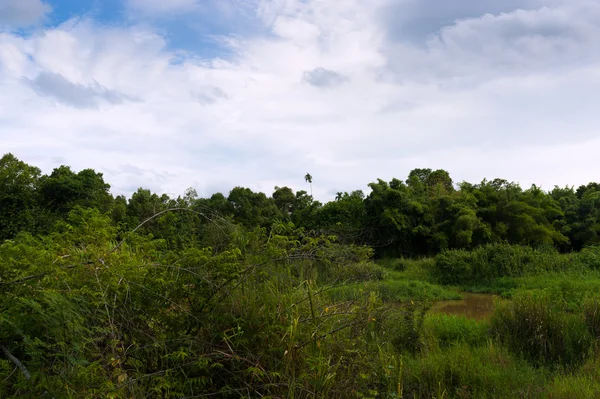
[273,186,296,220]
[227,187,280,228]
[315,191,367,243]
[38,166,112,217]
[291,190,322,229]
[126,188,172,229]
[364,178,417,257]
[305,173,313,196]
[0,154,41,239]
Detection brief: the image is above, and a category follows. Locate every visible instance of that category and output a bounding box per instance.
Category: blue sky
[41,0,259,59]
[49,0,120,21]
[2,0,600,199]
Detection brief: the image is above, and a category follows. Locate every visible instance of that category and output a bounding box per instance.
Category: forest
[3,151,600,398]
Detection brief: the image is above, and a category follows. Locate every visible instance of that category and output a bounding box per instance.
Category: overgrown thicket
[0,208,401,397]
[5,153,600,397]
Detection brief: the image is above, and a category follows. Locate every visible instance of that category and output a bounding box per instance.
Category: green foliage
[38,165,112,217]
[583,297,600,341]
[5,154,600,397]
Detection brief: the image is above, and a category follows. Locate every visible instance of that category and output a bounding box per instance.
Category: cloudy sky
[1,0,600,200]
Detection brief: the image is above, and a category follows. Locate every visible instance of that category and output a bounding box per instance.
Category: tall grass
[399,342,547,398]
[490,291,593,369]
[434,243,579,285]
[547,356,600,398]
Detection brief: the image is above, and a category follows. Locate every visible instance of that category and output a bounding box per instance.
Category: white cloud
[25,71,135,108]
[0,0,51,28]
[303,68,348,88]
[1,0,600,201]
[383,1,600,82]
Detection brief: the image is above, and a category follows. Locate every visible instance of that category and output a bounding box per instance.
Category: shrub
[576,245,600,270]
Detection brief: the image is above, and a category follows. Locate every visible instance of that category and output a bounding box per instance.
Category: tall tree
[304,173,313,196]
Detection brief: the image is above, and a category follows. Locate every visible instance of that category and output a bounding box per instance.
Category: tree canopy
[1,153,600,256]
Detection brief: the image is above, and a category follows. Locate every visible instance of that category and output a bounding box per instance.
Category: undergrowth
[5,210,600,397]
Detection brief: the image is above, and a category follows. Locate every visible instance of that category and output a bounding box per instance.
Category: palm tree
[304,173,313,197]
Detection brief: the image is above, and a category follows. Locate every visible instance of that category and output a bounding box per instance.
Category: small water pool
[430,292,500,320]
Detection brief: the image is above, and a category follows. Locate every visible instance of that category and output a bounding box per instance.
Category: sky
[1,0,600,200]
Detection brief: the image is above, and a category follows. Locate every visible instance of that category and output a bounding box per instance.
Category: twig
[0,264,81,286]
[1,345,31,380]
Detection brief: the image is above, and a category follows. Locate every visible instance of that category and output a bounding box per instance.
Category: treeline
[2,153,600,255]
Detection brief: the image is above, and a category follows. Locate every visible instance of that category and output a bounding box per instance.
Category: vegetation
[4,152,600,397]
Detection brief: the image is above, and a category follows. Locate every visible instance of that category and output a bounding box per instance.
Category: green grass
[423,314,490,349]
